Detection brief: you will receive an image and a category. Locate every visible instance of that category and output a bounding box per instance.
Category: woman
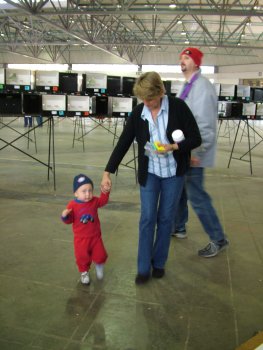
[101,71,201,284]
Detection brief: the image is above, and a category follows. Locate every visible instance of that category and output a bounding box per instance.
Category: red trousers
[74,235,108,273]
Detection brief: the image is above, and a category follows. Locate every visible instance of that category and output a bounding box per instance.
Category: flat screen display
[5,69,31,85]
[242,102,256,116]
[163,80,171,95]
[67,95,91,112]
[236,85,250,100]
[256,103,263,116]
[107,76,121,96]
[213,83,221,96]
[91,96,109,115]
[252,88,263,102]
[23,94,42,114]
[42,94,66,111]
[0,68,4,85]
[122,77,136,96]
[59,72,78,93]
[86,73,107,90]
[0,93,22,114]
[112,97,133,114]
[35,71,59,91]
[219,84,235,98]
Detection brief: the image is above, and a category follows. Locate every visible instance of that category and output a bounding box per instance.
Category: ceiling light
[169,3,177,9]
[181,32,186,35]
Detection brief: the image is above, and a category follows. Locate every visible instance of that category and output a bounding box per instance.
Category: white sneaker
[80,271,90,284]
[95,264,104,280]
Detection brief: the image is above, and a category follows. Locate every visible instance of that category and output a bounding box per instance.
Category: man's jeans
[174,167,225,243]
[138,173,184,276]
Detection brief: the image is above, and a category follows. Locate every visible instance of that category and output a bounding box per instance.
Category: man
[172,47,229,258]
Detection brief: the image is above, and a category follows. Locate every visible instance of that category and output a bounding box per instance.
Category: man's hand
[190,156,200,166]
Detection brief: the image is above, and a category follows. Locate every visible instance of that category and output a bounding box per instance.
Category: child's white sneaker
[80,271,90,285]
[95,264,104,280]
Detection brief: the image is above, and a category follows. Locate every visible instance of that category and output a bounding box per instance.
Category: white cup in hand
[172,129,185,143]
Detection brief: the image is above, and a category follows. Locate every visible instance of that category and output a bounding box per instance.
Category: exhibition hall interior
[0,1,263,350]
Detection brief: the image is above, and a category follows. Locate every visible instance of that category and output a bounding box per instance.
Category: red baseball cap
[180,47,203,67]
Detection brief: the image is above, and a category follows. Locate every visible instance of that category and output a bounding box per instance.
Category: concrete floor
[0,116,262,350]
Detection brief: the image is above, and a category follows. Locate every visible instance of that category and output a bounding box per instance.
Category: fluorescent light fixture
[72,64,138,73]
[8,64,69,71]
[142,65,215,74]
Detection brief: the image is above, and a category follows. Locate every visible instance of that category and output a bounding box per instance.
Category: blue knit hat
[73,174,93,192]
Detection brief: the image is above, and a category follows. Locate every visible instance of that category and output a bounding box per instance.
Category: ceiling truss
[0,0,262,66]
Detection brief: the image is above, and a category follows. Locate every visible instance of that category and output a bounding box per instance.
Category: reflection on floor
[0,117,262,350]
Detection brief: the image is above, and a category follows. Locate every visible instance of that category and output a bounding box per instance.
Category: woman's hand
[157,143,178,154]
[101,171,112,193]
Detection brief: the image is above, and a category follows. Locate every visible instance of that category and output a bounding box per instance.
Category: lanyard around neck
[179,73,199,100]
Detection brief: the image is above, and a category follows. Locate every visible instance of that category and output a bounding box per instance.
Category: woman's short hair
[133,71,166,100]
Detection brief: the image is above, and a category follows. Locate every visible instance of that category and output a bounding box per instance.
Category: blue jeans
[174,167,225,243]
[24,116,32,127]
[138,173,184,276]
[172,184,188,232]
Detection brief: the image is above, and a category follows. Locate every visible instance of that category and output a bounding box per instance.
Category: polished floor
[0,116,262,350]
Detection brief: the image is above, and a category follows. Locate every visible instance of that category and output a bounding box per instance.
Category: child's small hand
[101,185,111,193]
[62,208,72,218]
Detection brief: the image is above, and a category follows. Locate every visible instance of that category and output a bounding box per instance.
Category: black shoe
[135,274,150,285]
[152,268,165,279]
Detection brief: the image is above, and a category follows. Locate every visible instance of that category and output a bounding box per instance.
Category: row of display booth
[1,91,263,120]
[0,93,137,118]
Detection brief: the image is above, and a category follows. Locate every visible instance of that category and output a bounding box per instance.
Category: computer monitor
[111,96,135,117]
[122,77,136,96]
[219,84,235,101]
[59,72,78,94]
[67,95,91,116]
[5,68,31,92]
[107,75,121,96]
[35,71,59,92]
[23,93,42,115]
[213,83,221,97]
[256,103,263,119]
[91,96,110,116]
[163,80,172,96]
[242,102,256,117]
[236,85,251,102]
[252,88,263,102]
[0,68,4,91]
[0,93,22,114]
[84,73,107,95]
[42,94,66,116]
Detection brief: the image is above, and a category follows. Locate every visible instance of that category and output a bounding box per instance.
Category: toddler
[61,174,110,285]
